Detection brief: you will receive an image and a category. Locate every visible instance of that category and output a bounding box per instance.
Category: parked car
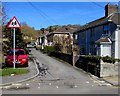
[27,44,35,48]
[5,48,28,67]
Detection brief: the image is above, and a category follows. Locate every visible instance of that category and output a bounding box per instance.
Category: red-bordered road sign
[7,16,21,28]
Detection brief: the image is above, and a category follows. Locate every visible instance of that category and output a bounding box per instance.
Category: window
[75,34,78,39]
[8,50,25,55]
[17,50,25,55]
[103,24,109,34]
[90,28,94,37]
[81,32,85,39]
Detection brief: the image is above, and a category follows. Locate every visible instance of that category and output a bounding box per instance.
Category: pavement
[0,60,39,86]
[103,76,119,86]
[90,74,119,87]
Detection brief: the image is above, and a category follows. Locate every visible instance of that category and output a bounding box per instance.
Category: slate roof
[45,26,78,37]
[95,37,112,44]
[54,26,78,33]
[74,13,120,33]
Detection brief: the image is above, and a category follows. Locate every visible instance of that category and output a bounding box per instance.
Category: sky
[3,2,118,30]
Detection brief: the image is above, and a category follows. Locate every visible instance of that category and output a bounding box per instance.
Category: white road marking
[26,83,29,86]
[38,87,40,89]
[86,81,89,84]
[49,83,52,85]
[74,85,77,88]
[12,83,22,86]
[16,86,19,88]
[56,86,59,88]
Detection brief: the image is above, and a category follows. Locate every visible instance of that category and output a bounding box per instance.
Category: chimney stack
[105,4,118,17]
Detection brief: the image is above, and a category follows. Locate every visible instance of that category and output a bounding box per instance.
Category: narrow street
[2,49,118,94]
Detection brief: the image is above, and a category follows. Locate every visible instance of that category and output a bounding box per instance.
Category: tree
[3,24,25,49]
[40,28,45,34]
[21,22,42,43]
[1,3,8,25]
[2,19,26,54]
[2,2,8,53]
[48,26,53,32]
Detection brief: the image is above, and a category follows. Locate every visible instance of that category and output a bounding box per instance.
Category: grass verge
[0,68,29,76]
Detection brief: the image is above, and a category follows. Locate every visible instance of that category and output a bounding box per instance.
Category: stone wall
[74,55,119,78]
[49,52,119,78]
[100,60,119,77]
[49,52,73,64]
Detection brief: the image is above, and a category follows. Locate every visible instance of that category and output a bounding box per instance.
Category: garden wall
[75,56,100,77]
[49,52,119,78]
[75,56,119,77]
[49,52,73,64]
[100,61,119,77]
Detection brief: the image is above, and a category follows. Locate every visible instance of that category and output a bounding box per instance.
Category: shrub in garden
[102,56,116,64]
[43,46,56,54]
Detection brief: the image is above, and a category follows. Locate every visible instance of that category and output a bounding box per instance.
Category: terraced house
[73,4,120,59]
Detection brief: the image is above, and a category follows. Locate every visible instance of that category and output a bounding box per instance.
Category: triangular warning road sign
[7,16,21,28]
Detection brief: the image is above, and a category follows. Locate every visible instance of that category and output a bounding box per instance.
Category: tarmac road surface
[2,48,119,94]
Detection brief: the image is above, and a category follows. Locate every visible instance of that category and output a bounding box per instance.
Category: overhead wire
[24,1,110,29]
[90,2,105,9]
[27,0,59,27]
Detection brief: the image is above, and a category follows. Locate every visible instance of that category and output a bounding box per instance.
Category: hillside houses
[73,4,120,59]
[36,4,120,59]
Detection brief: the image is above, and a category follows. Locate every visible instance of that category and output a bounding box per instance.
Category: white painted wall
[115,26,120,59]
[118,28,120,59]
[96,47,101,56]
[44,36,48,46]
[101,44,111,57]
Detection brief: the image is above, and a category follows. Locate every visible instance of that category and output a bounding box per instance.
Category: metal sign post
[7,16,21,69]
[13,28,16,69]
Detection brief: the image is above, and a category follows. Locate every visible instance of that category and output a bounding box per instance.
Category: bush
[80,55,118,64]
[35,45,42,50]
[117,59,120,62]
[81,55,101,63]
[102,56,117,64]
[43,46,56,53]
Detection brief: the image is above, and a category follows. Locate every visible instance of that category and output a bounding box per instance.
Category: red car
[5,48,28,67]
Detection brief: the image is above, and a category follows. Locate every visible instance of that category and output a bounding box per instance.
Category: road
[2,48,118,94]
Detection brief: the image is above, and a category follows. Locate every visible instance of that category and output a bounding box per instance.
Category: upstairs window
[103,24,109,35]
[90,28,94,38]
[81,32,85,39]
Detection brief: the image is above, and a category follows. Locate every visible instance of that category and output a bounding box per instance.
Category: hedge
[81,55,120,64]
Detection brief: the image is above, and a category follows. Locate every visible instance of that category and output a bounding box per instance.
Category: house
[37,26,77,54]
[35,31,49,46]
[73,4,120,59]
